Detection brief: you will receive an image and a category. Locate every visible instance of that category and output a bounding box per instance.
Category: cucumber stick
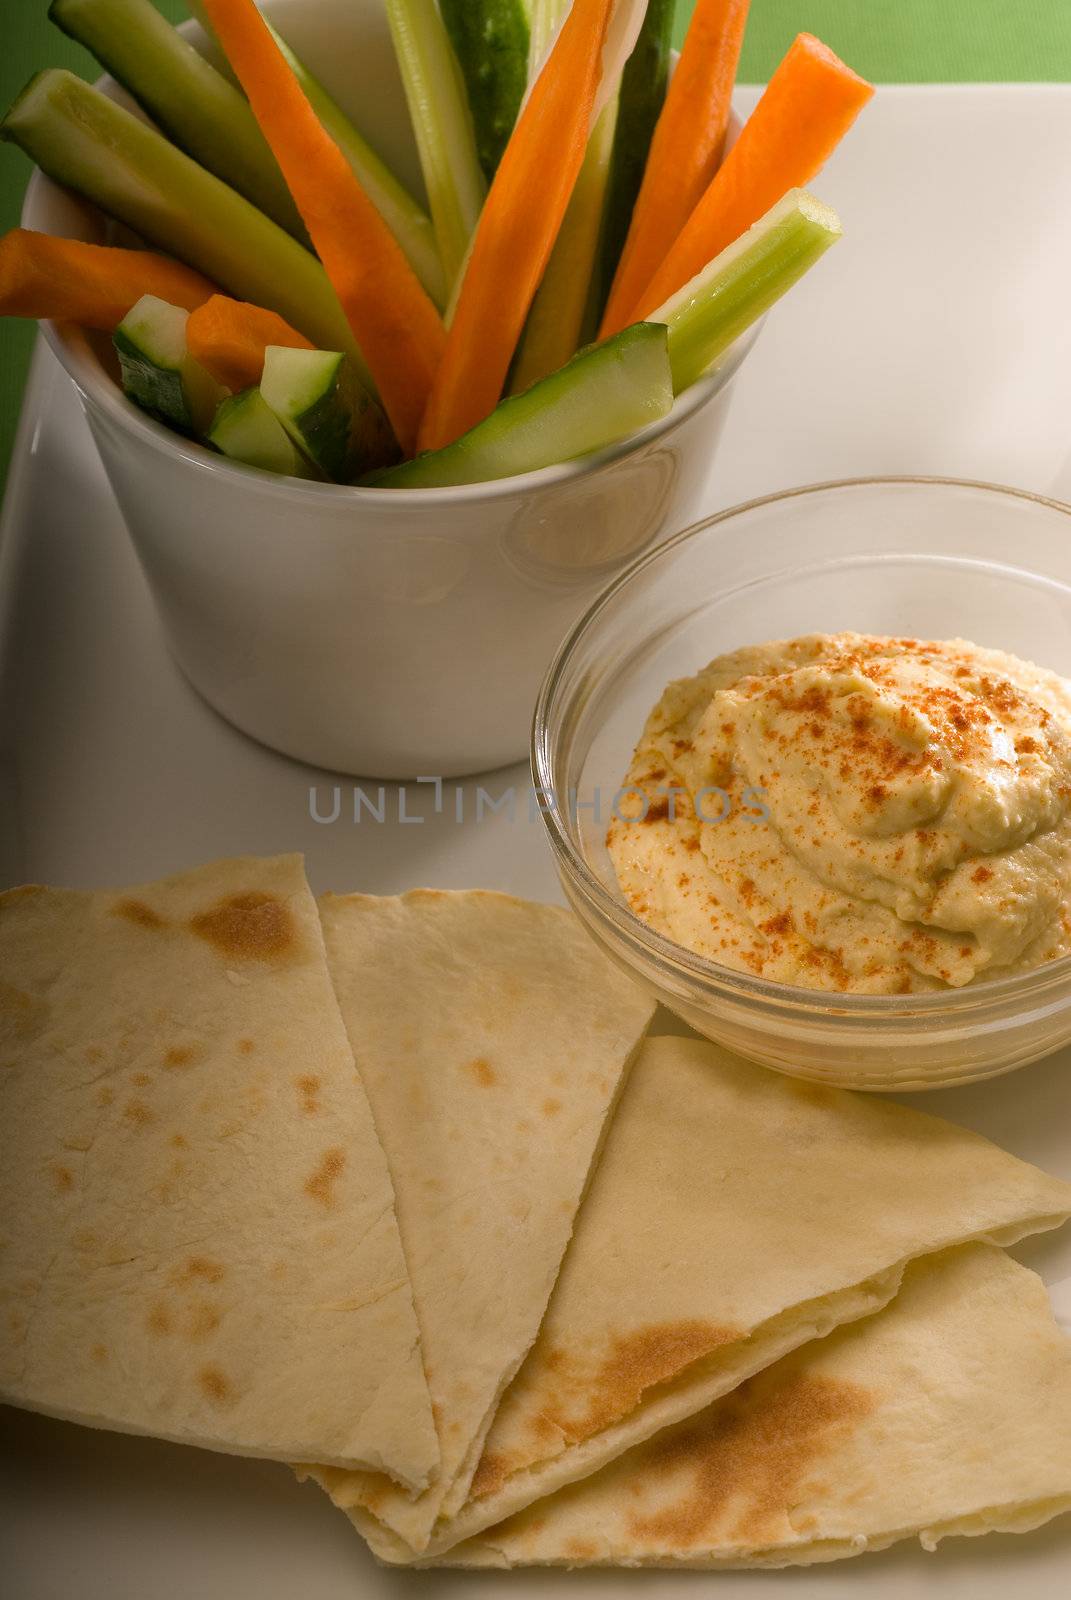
[385,0,486,289]
[597,0,674,317]
[0,70,367,381]
[114,294,224,434]
[372,322,672,488]
[654,190,842,394]
[186,0,446,307]
[48,0,307,243]
[440,0,529,181]
[510,99,618,393]
[208,387,320,478]
[260,347,397,483]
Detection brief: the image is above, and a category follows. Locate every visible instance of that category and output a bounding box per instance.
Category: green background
[2,0,1071,487]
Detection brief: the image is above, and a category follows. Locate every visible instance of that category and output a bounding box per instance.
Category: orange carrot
[417,0,615,454]
[0,228,215,328]
[186,294,313,392]
[200,0,444,454]
[631,33,873,321]
[600,0,751,339]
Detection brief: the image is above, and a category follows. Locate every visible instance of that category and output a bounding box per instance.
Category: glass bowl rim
[531,473,1071,1020]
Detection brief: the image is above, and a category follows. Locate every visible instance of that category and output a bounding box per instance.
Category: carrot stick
[200,0,445,454]
[599,0,751,339]
[417,0,615,454]
[0,228,215,328]
[630,33,872,322]
[186,294,313,392]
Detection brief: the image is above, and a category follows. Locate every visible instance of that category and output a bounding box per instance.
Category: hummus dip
[608,634,1071,993]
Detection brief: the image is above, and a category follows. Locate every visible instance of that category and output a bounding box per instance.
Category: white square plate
[2,76,1071,1598]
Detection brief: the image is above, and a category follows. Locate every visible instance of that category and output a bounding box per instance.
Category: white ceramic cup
[21,0,756,779]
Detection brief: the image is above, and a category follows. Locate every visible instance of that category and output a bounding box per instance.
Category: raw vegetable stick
[418,0,616,454]
[595,0,675,320]
[49,0,307,243]
[186,294,313,392]
[632,33,872,320]
[0,71,360,363]
[200,0,445,454]
[187,0,446,307]
[655,187,842,393]
[440,0,529,183]
[600,0,751,338]
[385,0,486,289]
[0,228,215,328]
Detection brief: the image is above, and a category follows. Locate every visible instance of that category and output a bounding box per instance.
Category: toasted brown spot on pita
[123,1099,154,1127]
[541,1321,743,1446]
[95,1084,114,1108]
[147,1301,172,1336]
[185,1301,222,1340]
[198,1364,234,1407]
[165,1044,202,1070]
[471,1450,512,1498]
[627,1373,874,1548]
[305,1147,346,1208]
[131,1071,152,1087]
[73,1228,97,1251]
[296,1074,321,1114]
[237,1038,255,1055]
[174,1256,226,1285]
[565,1539,597,1560]
[90,1343,108,1365]
[113,898,166,929]
[189,891,297,962]
[465,1056,497,1087]
[85,1045,104,1063]
[0,981,49,1040]
[542,1097,562,1118]
[8,1311,24,1336]
[170,1133,188,1149]
[49,1162,74,1192]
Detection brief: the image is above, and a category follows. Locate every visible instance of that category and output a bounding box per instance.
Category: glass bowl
[532,477,1071,1091]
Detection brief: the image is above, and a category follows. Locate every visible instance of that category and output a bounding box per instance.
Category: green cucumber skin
[48,0,307,243]
[113,325,196,433]
[209,388,318,478]
[1,70,365,374]
[596,0,674,318]
[440,0,530,181]
[371,323,672,489]
[262,351,398,482]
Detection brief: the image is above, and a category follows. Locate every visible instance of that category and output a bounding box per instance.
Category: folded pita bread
[420,1035,1071,1558]
[306,890,655,1555]
[0,855,438,1487]
[436,1244,1071,1567]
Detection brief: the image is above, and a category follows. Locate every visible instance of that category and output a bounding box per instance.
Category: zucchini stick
[187,0,446,307]
[654,188,841,393]
[48,0,307,243]
[385,0,486,290]
[1,69,364,372]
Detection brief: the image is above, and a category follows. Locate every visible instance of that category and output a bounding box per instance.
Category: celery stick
[597,0,674,316]
[510,99,618,393]
[372,322,672,489]
[1,70,365,376]
[440,0,529,180]
[653,190,842,394]
[527,0,567,79]
[49,0,307,242]
[187,0,446,307]
[385,0,486,289]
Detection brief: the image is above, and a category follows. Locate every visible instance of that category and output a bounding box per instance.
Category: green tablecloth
[2,0,1070,486]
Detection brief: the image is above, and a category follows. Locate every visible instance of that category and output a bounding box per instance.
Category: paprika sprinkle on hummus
[608,634,1071,994]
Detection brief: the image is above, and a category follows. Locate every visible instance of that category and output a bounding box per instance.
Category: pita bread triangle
[417,1034,1071,1559]
[0,855,438,1487]
[435,1244,1071,1567]
[304,889,655,1553]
